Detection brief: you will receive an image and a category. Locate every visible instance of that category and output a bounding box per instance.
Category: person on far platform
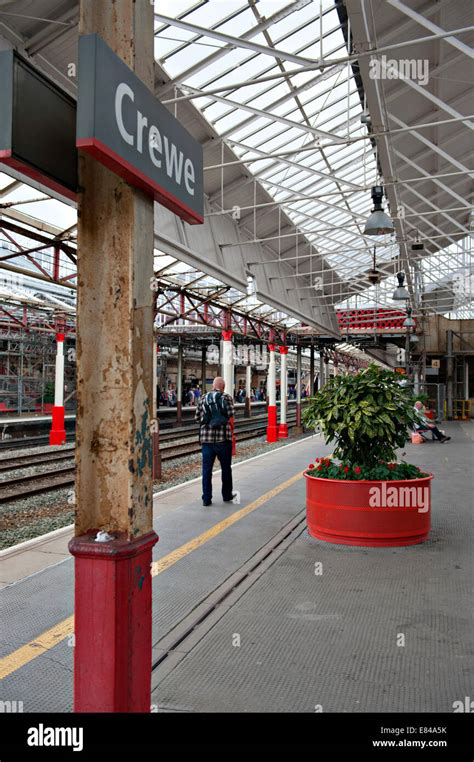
[414,400,451,443]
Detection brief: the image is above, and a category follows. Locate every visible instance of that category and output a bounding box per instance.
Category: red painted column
[49,332,66,446]
[222,329,235,454]
[266,343,278,443]
[278,345,289,439]
[69,530,158,712]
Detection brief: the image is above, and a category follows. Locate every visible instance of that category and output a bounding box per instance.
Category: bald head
[213,376,225,392]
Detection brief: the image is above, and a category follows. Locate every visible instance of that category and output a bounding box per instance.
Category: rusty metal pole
[69,0,157,713]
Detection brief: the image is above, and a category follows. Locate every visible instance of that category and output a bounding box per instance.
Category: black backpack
[202,391,229,428]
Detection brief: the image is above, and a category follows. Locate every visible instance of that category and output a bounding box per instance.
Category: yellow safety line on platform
[0,471,303,681]
[150,471,301,575]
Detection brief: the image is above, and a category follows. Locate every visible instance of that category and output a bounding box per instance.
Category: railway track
[0,410,279,452]
[0,415,299,503]
[0,413,274,472]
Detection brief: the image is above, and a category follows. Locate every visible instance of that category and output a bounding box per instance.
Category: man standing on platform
[196,376,235,506]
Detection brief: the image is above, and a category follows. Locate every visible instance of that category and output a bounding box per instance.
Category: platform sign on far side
[0,50,77,200]
[76,34,203,225]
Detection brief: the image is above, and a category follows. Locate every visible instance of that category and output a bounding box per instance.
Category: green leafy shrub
[302,364,419,470]
[43,381,55,404]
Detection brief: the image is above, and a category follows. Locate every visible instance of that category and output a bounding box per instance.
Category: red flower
[317,465,323,471]
[388,463,396,470]
[315,457,320,463]
[354,467,361,474]
[308,464,315,470]
[343,466,349,473]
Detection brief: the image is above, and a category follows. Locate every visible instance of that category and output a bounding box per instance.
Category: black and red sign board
[0,50,77,201]
[0,37,203,225]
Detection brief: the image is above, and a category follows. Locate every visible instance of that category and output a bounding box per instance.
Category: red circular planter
[304,472,433,547]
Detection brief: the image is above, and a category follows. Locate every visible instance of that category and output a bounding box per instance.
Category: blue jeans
[201,441,233,503]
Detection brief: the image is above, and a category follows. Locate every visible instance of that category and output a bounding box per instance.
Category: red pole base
[278,423,288,439]
[49,405,66,445]
[266,404,278,443]
[176,400,182,425]
[69,530,158,712]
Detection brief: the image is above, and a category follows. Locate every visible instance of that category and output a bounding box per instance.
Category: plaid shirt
[195,392,234,443]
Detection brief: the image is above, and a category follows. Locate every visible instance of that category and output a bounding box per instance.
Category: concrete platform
[151,421,473,713]
[0,423,471,713]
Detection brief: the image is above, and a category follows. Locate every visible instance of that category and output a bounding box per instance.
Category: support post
[245,363,252,418]
[201,345,207,394]
[405,331,411,380]
[221,329,234,399]
[176,342,183,425]
[295,344,303,434]
[310,342,315,395]
[49,331,66,445]
[152,341,161,480]
[69,0,157,713]
[278,346,289,439]
[414,368,420,396]
[266,343,278,442]
[446,329,454,419]
[319,350,325,390]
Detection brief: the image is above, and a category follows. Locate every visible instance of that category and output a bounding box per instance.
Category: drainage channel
[151,509,306,693]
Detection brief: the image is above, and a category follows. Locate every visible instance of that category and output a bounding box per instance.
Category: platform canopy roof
[0,0,472,351]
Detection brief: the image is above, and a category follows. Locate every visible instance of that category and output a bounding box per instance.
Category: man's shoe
[223,493,237,503]
[440,436,451,443]
[203,500,212,506]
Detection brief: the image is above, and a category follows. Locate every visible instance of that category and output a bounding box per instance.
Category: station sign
[76,34,203,225]
[0,50,77,200]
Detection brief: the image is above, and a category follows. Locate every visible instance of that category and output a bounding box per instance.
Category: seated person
[414,401,450,443]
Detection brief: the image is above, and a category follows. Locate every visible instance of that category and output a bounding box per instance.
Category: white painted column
[221,330,234,399]
[49,331,66,445]
[278,345,288,438]
[266,343,277,442]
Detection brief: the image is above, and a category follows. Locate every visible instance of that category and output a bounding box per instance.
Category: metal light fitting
[403,308,415,328]
[364,186,394,236]
[367,246,382,285]
[393,271,410,300]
